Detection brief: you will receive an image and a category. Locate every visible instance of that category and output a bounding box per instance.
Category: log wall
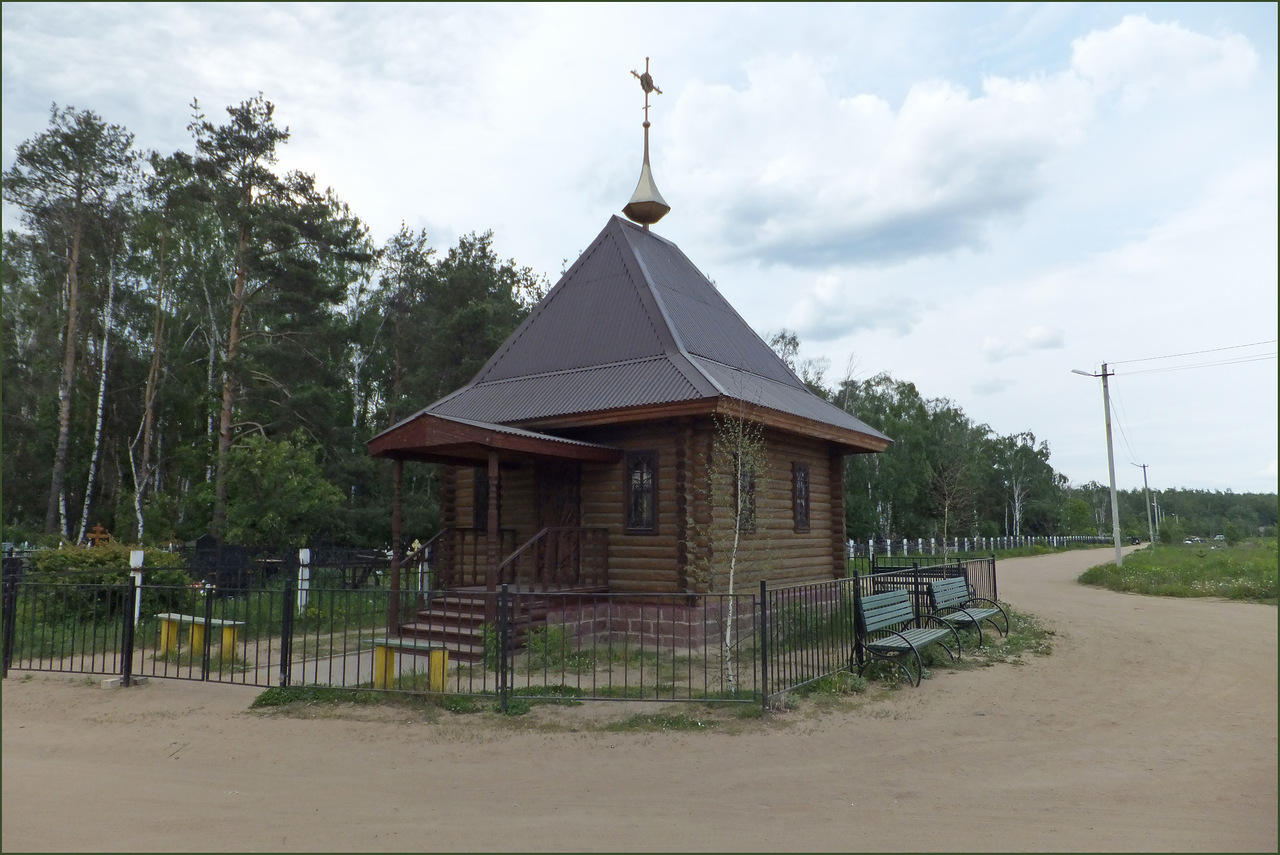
[439,417,849,594]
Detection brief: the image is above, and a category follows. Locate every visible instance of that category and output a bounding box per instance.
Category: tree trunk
[211,225,250,540]
[77,256,116,543]
[131,235,168,542]
[44,220,84,536]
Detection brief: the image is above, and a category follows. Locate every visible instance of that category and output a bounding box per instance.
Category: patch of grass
[523,625,596,674]
[606,712,715,732]
[1078,540,1277,603]
[509,683,587,705]
[792,670,869,697]
[251,685,393,707]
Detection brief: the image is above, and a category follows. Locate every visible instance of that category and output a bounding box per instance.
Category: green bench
[927,576,1009,648]
[372,636,450,691]
[155,612,245,660]
[853,588,960,687]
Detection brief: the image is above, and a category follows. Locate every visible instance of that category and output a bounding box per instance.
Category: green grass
[1078,539,1278,603]
[605,712,716,732]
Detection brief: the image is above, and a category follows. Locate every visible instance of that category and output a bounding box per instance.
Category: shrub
[27,543,195,619]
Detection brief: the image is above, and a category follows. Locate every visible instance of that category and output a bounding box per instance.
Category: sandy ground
[2,547,1275,853]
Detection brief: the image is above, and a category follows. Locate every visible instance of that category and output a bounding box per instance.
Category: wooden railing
[408,527,519,591]
[495,527,609,593]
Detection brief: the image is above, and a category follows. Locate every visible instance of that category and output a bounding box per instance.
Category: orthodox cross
[630,57,662,125]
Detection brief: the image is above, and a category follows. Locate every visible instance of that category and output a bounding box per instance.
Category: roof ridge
[469,353,675,386]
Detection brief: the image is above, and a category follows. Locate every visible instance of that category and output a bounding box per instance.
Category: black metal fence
[2,558,996,710]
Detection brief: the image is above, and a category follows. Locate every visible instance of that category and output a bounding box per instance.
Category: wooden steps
[396,587,607,663]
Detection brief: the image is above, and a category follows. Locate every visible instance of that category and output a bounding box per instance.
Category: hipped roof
[370,216,889,461]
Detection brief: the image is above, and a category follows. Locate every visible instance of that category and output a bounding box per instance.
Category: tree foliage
[2,97,538,549]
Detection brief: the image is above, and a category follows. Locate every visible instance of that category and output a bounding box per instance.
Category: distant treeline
[3,97,1275,549]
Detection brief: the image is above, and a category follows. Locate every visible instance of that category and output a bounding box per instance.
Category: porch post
[388,458,403,636]
[485,450,499,624]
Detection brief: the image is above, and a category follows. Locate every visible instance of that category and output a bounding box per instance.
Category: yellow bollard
[373,644,396,689]
[189,622,206,653]
[159,618,181,653]
[220,626,239,662]
[428,648,450,693]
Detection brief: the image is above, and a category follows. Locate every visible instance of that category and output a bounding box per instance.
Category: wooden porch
[392,525,610,661]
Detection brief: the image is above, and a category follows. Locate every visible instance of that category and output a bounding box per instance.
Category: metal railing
[2,559,1000,710]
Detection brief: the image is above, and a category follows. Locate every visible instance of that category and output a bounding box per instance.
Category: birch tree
[2,105,138,535]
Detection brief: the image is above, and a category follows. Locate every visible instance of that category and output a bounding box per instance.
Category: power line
[1117,352,1277,376]
[1107,379,1142,466]
[1109,339,1277,367]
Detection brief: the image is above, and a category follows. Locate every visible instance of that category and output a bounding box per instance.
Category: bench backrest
[858,589,916,634]
[929,576,971,611]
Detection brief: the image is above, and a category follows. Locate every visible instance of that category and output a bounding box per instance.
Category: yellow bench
[155,613,245,660]
[372,637,450,691]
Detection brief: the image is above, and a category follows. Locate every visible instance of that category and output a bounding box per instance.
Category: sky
[3,2,1277,496]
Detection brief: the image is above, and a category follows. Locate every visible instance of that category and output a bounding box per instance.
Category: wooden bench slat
[854,588,960,686]
[926,577,1009,648]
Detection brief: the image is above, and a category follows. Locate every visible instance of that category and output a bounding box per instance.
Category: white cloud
[981,325,1067,362]
[662,14,1259,273]
[1071,14,1259,108]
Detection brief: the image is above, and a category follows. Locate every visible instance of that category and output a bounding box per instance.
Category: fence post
[120,578,136,688]
[2,569,19,679]
[130,550,144,627]
[759,580,769,713]
[911,564,922,616]
[279,572,295,687]
[296,549,311,614]
[200,584,214,681]
[497,584,510,714]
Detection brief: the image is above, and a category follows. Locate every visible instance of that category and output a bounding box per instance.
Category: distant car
[1130,537,1141,545]
[1214,534,1226,542]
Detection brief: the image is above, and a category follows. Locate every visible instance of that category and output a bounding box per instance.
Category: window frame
[792,462,811,533]
[624,450,658,535]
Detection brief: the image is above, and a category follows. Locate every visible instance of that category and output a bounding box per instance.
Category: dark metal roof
[367,412,622,465]
[371,215,890,454]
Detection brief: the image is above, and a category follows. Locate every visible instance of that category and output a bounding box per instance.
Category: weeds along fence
[2,559,996,711]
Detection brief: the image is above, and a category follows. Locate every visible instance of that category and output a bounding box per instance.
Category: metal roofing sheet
[476,231,668,382]
[623,224,802,387]
[432,356,703,423]
[691,356,890,442]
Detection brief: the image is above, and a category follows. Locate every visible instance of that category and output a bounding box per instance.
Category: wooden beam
[485,450,499,624]
[389,459,403,636]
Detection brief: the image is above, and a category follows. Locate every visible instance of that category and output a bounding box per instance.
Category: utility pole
[1073,364,1124,567]
[1132,462,1155,545]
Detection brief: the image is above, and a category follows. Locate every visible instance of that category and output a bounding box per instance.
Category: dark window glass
[793,463,810,532]
[625,451,657,533]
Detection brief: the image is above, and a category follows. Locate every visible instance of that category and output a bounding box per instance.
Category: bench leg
[189,623,206,653]
[220,627,239,662]
[373,644,396,689]
[428,649,449,693]
[159,618,181,653]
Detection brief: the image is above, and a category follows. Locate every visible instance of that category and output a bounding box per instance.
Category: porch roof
[366,412,622,466]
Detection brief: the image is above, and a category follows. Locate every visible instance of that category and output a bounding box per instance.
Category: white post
[130,549,144,627]
[296,548,311,613]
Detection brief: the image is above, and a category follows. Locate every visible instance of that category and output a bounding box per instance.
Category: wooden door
[536,461,581,585]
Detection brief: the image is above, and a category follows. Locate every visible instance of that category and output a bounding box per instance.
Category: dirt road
[3,548,1275,852]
